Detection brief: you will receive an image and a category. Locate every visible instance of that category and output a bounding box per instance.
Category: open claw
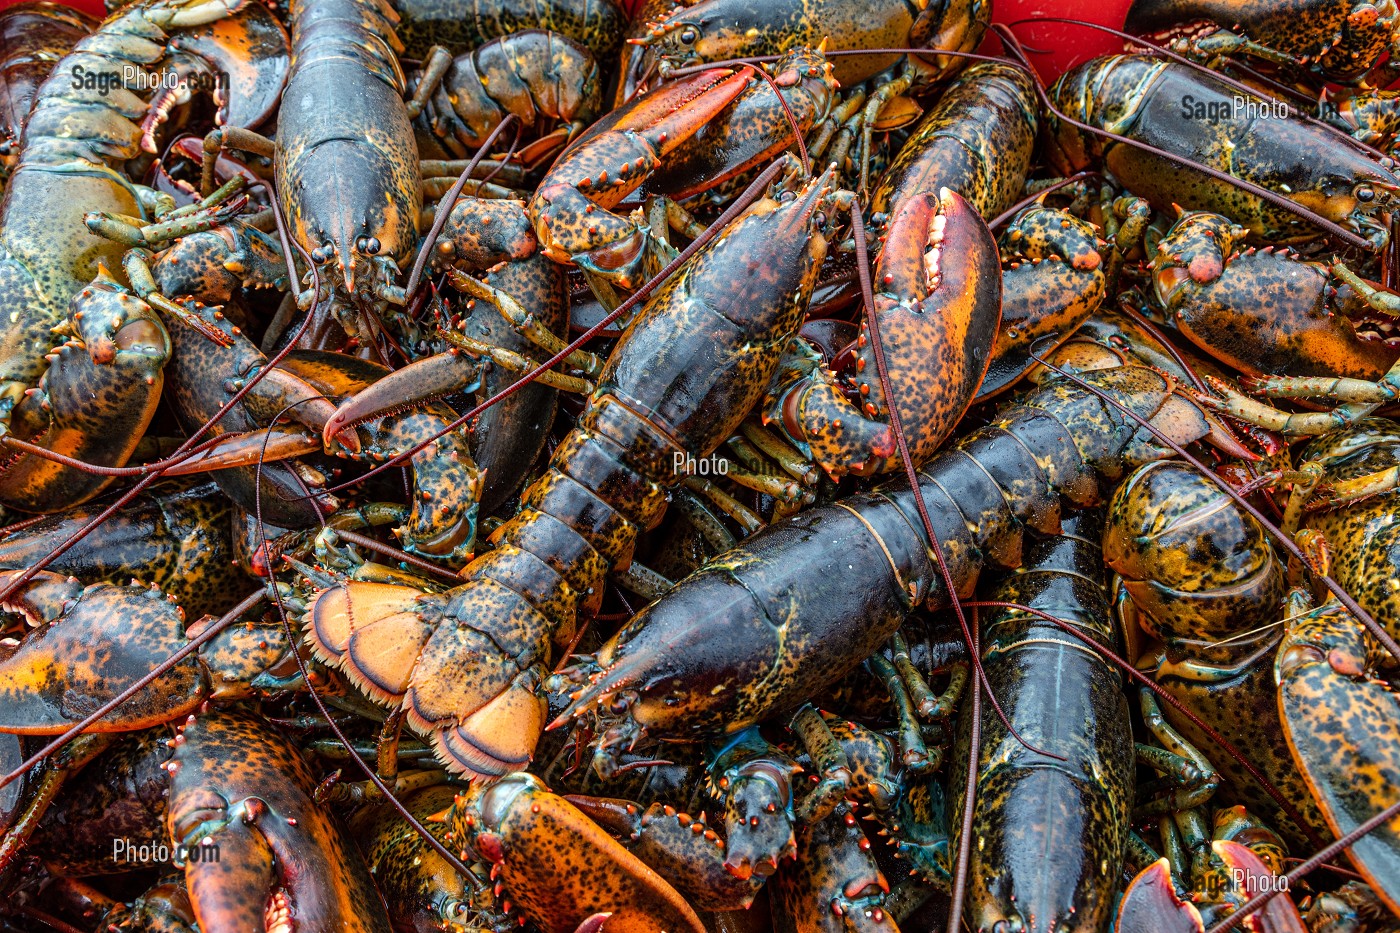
[768,187,1002,477]
[567,797,765,910]
[528,66,752,281]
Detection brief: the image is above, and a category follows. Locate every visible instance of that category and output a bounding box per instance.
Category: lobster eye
[679,27,698,45]
[1357,186,1377,202]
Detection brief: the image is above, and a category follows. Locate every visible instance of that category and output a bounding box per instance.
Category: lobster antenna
[1025,340,1400,664]
[990,24,1375,251]
[405,113,521,302]
[964,600,1323,847]
[0,228,324,604]
[1004,16,1393,163]
[251,402,489,895]
[312,156,796,498]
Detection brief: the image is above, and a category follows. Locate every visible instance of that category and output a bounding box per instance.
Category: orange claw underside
[1115,860,1203,933]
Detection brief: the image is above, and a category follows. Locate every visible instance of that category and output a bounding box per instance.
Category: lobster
[0,571,298,736]
[410,29,603,169]
[1124,0,1400,86]
[0,1,97,168]
[308,160,846,779]
[0,0,285,513]
[392,0,626,62]
[947,510,1134,933]
[1046,54,1400,248]
[555,328,1237,771]
[1103,457,1327,848]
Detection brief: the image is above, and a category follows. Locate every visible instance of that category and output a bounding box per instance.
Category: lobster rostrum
[0,0,285,514]
[308,159,844,779]
[1046,54,1400,248]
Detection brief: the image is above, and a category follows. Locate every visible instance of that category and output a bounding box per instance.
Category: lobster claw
[768,187,1001,477]
[458,774,706,933]
[528,66,752,282]
[0,572,205,734]
[1211,841,1308,932]
[1115,859,1204,933]
[1277,601,1400,916]
[167,709,391,933]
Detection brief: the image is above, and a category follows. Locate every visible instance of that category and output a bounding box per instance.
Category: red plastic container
[2,0,1131,84]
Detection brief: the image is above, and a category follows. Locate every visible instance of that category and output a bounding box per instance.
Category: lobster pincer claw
[977,204,1106,401]
[1115,859,1205,933]
[566,796,766,910]
[0,571,205,734]
[452,773,706,933]
[0,266,169,512]
[167,708,392,933]
[771,802,899,933]
[766,187,1002,477]
[527,66,753,285]
[1277,600,1400,916]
